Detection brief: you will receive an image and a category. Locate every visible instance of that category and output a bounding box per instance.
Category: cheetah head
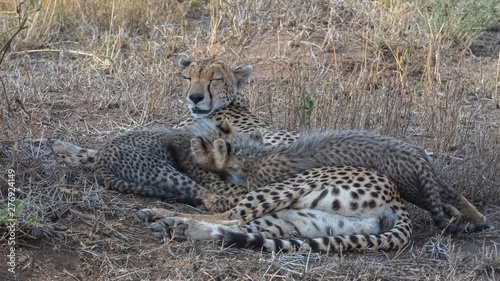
[179,59,253,118]
[192,126,264,186]
[190,119,235,171]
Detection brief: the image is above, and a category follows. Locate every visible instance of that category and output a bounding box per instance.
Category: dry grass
[1,0,500,280]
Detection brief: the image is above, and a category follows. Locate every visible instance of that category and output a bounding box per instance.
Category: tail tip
[445,222,494,234]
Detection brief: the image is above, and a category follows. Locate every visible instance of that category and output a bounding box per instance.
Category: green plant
[0,199,41,227]
[294,91,314,127]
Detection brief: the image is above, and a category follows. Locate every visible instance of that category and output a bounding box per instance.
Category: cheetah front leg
[148,217,242,241]
[138,179,310,226]
[137,207,240,225]
[30,138,98,168]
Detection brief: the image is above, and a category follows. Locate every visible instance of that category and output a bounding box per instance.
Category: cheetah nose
[189,93,204,104]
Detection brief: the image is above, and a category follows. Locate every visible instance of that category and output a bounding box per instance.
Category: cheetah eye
[182,76,191,80]
[211,74,223,81]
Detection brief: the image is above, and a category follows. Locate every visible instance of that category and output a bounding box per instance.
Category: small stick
[495,50,500,109]
[10,48,109,65]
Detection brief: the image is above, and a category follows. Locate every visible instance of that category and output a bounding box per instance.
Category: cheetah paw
[150,219,189,241]
[138,208,161,222]
[137,208,180,222]
[28,138,96,168]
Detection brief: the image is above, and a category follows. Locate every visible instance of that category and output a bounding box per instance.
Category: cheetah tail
[215,212,413,253]
[444,223,494,234]
[418,168,493,233]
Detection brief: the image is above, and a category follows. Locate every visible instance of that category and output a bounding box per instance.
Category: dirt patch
[471,24,500,58]
[1,240,83,281]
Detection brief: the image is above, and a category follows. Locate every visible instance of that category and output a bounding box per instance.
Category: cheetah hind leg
[456,196,486,223]
[29,138,97,168]
[442,204,461,219]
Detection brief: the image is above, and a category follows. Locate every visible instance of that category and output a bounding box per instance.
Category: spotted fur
[36,58,299,212]
[139,165,412,253]
[95,120,251,211]
[201,129,491,233]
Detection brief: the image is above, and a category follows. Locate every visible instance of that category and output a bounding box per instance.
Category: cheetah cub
[94,119,246,212]
[193,125,492,234]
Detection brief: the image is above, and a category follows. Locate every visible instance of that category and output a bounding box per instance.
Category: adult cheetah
[192,126,492,233]
[178,60,486,227]
[139,165,412,253]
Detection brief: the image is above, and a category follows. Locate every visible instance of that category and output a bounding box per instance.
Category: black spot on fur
[350,191,359,199]
[364,235,374,248]
[322,237,330,247]
[350,235,358,243]
[276,225,284,236]
[350,202,358,210]
[290,239,301,250]
[331,187,340,195]
[273,238,285,252]
[219,229,252,248]
[334,236,343,245]
[311,189,328,208]
[332,200,341,210]
[312,221,320,231]
[308,239,320,252]
[369,200,377,208]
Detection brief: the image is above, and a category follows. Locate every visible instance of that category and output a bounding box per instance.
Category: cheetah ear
[190,137,206,158]
[218,118,234,136]
[250,128,263,142]
[213,139,228,157]
[191,137,215,169]
[179,58,191,69]
[233,65,253,88]
[212,139,230,169]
